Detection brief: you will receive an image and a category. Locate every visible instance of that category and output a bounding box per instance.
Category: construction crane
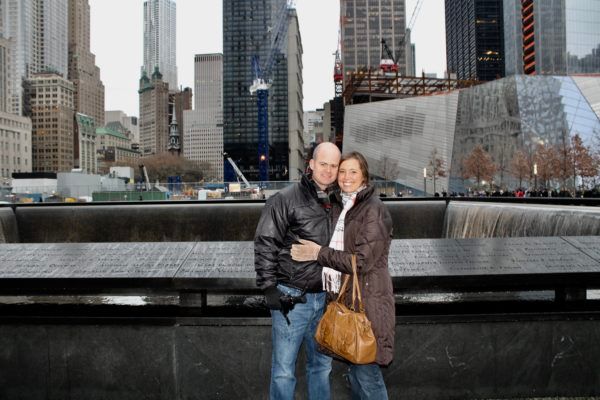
[138,164,151,191]
[249,0,295,182]
[380,38,399,73]
[380,0,423,73]
[223,152,252,189]
[333,29,343,97]
[406,0,424,35]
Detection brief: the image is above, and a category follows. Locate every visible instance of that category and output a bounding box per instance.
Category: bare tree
[378,155,400,181]
[376,155,401,196]
[461,145,497,190]
[571,134,596,190]
[509,150,530,189]
[553,136,573,190]
[124,153,210,183]
[427,148,447,194]
[533,144,558,189]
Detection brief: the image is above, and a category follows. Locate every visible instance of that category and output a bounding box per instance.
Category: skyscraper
[25,72,74,173]
[287,9,304,180]
[504,0,600,76]
[0,37,10,113]
[445,0,505,82]
[138,68,170,156]
[68,0,105,127]
[142,0,177,90]
[74,112,97,174]
[340,0,407,76]
[170,87,192,154]
[183,53,223,181]
[0,111,32,179]
[222,0,293,181]
[0,0,68,115]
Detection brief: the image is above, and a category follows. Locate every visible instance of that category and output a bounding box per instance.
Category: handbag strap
[351,254,365,313]
[336,271,351,303]
[335,254,365,313]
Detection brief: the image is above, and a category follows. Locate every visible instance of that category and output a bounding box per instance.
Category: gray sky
[89,0,446,118]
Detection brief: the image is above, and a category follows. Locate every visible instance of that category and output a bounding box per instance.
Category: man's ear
[308,159,315,171]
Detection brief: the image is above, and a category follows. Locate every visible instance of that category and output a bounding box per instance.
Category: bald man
[254,142,341,400]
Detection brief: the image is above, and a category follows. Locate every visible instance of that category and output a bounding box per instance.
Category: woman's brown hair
[340,151,369,185]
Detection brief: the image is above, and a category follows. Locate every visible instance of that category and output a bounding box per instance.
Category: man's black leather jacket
[254,175,336,292]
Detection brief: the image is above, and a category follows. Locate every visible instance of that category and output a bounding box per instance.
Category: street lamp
[533,163,538,190]
[423,167,427,196]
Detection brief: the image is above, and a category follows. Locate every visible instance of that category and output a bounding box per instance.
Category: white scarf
[322,187,364,292]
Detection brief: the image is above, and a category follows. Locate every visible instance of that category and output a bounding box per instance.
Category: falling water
[443,202,600,239]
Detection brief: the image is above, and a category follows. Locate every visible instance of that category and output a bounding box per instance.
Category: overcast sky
[89,0,446,118]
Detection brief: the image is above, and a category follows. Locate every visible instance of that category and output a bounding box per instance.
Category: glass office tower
[1,0,68,115]
[340,0,407,76]
[445,0,505,81]
[504,0,600,75]
[222,0,289,182]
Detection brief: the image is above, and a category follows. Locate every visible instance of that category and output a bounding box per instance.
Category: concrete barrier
[7,199,449,243]
[2,198,600,399]
[0,207,18,243]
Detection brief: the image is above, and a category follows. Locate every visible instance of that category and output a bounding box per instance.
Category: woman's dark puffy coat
[317,185,395,366]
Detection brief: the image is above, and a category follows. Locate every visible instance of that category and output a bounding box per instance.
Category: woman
[291,151,395,399]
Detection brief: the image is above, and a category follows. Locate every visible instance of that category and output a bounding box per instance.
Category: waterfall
[443,202,600,238]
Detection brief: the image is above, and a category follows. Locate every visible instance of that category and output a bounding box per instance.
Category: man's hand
[264,286,283,310]
[291,239,322,262]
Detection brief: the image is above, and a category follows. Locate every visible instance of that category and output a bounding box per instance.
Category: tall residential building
[142,0,177,90]
[24,72,74,173]
[504,0,600,76]
[68,0,105,127]
[340,0,407,76]
[445,0,505,82]
[105,111,139,144]
[0,37,10,112]
[0,0,68,115]
[287,9,303,180]
[405,28,415,76]
[223,0,294,181]
[74,113,96,174]
[0,111,32,178]
[138,68,169,156]
[183,53,223,181]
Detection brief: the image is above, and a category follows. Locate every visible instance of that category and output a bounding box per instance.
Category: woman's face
[338,158,364,193]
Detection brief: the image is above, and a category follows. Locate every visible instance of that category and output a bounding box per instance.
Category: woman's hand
[291,239,322,261]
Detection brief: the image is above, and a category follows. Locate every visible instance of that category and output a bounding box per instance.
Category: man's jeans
[347,364,388,400]
[270,285,332,400]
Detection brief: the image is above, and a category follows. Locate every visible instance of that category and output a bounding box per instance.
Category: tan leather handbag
[314,254,377,364]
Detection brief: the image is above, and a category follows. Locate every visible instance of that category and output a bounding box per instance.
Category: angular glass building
[343,75,600,194]
[504,0,600,75]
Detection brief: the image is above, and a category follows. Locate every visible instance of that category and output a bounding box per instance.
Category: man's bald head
[309,142,341,190]
[312,142,341,162]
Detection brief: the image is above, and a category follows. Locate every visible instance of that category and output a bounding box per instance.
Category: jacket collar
[301,174,339,208]
[334,184,375,204]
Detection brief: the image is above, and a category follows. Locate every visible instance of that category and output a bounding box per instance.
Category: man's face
[309,148,340,190]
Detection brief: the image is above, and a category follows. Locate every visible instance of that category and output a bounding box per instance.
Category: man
[254,142,341,400]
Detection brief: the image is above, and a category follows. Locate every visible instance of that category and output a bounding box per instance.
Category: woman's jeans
[347,363,388,400]
[270,285,332,400]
